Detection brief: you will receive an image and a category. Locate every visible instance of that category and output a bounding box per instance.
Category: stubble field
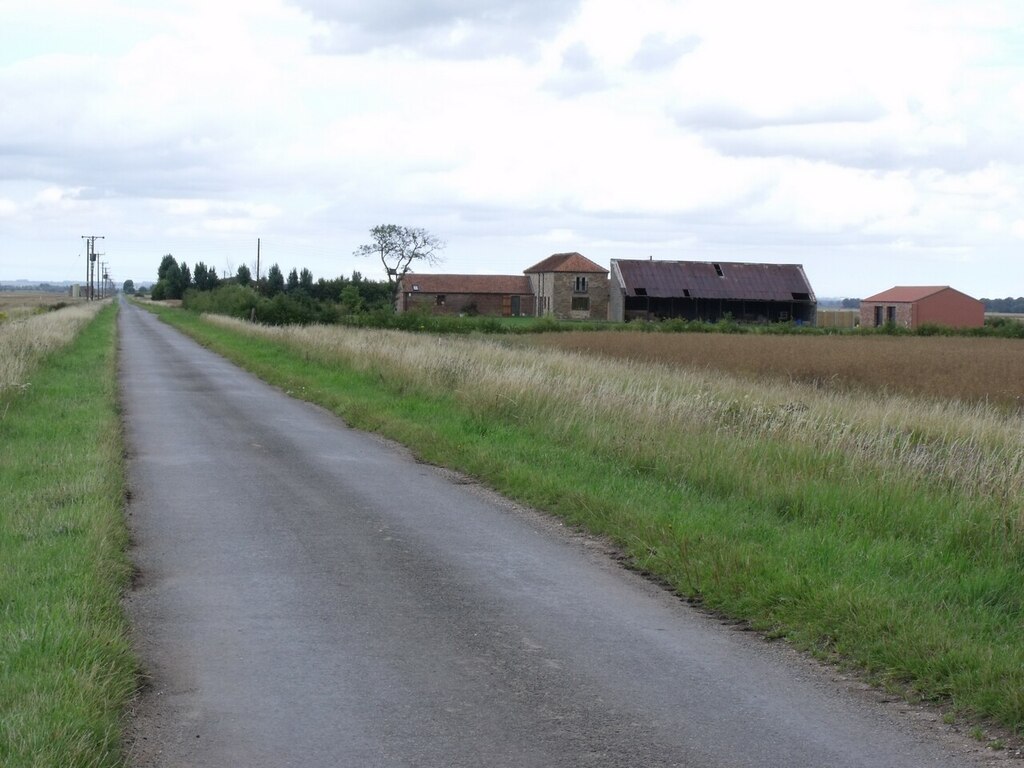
[521,331,1024,408]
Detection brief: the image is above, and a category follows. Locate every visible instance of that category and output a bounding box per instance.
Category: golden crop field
[0,291,81,322]
[523,332,1024,409]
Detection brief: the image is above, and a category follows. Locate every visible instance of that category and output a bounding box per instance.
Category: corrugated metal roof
[524,252,608,274]
[400,274,533,295]
[861,286,950,303]
[613,260,815,301]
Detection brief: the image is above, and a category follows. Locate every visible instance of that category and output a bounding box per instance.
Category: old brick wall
[860,302,913,328]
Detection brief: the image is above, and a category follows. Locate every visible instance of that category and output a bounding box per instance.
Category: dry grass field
[0,300,105,391]
[523,332,1024,409]
[0,291,81,322]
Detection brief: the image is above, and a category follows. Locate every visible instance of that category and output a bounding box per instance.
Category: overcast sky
[3,0,1023,298]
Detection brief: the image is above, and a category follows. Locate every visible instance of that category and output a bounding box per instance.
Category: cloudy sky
[3,0,1023,298]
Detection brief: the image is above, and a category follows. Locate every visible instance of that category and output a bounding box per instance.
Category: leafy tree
[157,254,178,282]
[311,276,344,303]
[153,260,184,300]
[236,263,252,287]
[299,268,314,294]
[286,268,300,293]
[193,262,210,291]
[122,279,135,295]
[354,224,445,303]
[180,262,192,292]
[339,284,364,315]
[266,263,285,297]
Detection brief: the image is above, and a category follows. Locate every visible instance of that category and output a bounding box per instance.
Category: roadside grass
[0,303,135,768]
[144,304,1024,733]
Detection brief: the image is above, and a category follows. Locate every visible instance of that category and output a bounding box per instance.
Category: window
[571,296,590,312]
[791,292,810,301]
[886,305,896,323]
[682,289,691,297]
[435,295,446,306]
[634,287,647,296]
[574,275,588,293]
[713,263,724,277]
[874,306,883,327]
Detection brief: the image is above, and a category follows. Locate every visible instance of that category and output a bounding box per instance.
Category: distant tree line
[148,253,393,325]
[144,225,444,325]
[981,297,1024,314]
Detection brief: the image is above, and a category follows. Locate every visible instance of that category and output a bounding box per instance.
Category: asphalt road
[120,300,986,767]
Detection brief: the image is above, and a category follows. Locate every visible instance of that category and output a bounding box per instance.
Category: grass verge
[143,303,1024,735]
[0,304,135,767]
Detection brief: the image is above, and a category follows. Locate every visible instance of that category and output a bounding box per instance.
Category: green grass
[143,303,1024,734]
[0,304,135,767]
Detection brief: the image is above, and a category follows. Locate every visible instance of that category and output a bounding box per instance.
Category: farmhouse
[396,274,535,317]
[524,252,610,320]
[859,286,984,330]
[609,259,817,324]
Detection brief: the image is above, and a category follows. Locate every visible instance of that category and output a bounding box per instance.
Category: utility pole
[81,235,104,300]
[256,237,261,286]
[94,250,105,298]
[101,262,109,298]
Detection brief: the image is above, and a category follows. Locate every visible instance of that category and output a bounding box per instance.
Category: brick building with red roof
[859,286,984,329]
[396,274,535,317]
[396,252,610,320]
[524,252,609,320]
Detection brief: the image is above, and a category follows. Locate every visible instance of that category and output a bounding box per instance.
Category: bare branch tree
[354,224,445,303]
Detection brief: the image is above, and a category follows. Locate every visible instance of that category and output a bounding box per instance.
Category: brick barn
[396,274,536,317]
[609,259,817,324]
[859,286,984,329]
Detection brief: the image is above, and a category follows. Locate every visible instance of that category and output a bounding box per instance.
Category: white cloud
[1,0,1023,299]
[292,0,582,57]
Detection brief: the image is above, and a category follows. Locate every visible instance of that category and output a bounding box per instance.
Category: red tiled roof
[524,252,608,274]
[398,274,533,295]
[613,260,815,301]
[861,286,951,303]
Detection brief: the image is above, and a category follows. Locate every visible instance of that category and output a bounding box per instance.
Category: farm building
[524,252,610,320]
[396,274,536,317]
[859,286,984,329]
[609,259,817,324]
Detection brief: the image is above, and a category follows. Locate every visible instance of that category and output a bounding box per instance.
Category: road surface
[119,300,987,767]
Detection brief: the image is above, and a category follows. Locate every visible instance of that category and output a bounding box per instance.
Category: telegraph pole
[256,237,261,285]
[81,235,104,300]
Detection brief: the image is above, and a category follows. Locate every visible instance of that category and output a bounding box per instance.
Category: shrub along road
[119,300,989,767]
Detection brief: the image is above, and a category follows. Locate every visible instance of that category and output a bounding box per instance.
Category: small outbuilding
[609,259,817,324]
[859,286,984,330]
[396,274,536,316]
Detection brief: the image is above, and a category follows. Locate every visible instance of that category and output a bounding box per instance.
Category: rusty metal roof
[524,252,608,274]
[861,286,952,303]
[399,274,534,295]
[613,260,815,301]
